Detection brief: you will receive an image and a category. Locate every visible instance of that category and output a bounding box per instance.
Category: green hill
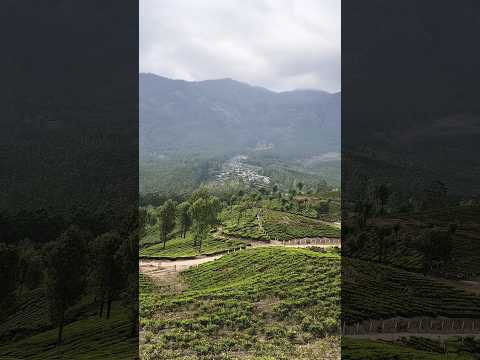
[342,338,472,360]
[140,232,248,259]
[0,301,135,360]
[140,247,340,359]
[343,258,480,324]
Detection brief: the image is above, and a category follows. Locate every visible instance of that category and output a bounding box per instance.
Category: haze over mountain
[140,73,340,159]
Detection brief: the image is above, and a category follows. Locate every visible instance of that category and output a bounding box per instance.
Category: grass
[349,205,480,278]
[140,247,340,359]
[221,207,340,241]
[342,338,473,360]
[261,209,340,240]
[139,232,248,259]
[343,257,480,324]
[0,303,136,360]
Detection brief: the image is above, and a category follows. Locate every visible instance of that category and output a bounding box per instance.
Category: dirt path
[140,255,223,276]
[140,239,340,279]
[436,276,480,296]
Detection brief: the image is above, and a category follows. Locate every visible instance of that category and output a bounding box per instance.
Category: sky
[140,0,340,93]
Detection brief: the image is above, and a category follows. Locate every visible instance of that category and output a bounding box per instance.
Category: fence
[342,318,480,336]
[279,238,341,246]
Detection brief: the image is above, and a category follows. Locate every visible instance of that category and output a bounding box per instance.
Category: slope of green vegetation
[139,232,248,259]
[261,209,340,240]
[0,289,124,344]
[349,206,480,278]
[343,258,480,324]
[140,247,340,359]
[342,338,472,360]
[221,207,265,240]
[0,303,136,360]
[222,208,340,241]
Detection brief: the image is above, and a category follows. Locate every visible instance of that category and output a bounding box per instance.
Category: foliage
[158,199,176,249]
[188,188,221,251]
[342,257,480,324]
[342,338,471,360]
[43,226,91,343]
[140,233,247,259]
[140,247,340,359]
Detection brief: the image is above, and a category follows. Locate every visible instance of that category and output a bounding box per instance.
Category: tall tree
[0,243,19,310]
[188,188,221,251]
[177,202,192,238]
[374,184,390,214]
[158,200,176,249]
[91,231,124,319]
[43,225,90,344]
[296,181,304,194]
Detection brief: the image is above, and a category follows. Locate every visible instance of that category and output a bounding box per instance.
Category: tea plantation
[222,207,340,241]
[0,300,136,360]
[140,247,341,359]
[342,338,473,360]
[343,258,480,324]
[140,232,248,259]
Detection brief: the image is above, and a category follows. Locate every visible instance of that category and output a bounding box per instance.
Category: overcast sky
[140,0,340,92]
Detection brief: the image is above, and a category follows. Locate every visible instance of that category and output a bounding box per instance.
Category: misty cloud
[140,0,340,92]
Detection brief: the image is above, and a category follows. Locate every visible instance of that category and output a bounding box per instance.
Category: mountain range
[140,73,340,159]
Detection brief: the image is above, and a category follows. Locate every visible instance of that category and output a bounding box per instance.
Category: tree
[316,180,328,194]
[272,184,278,194]
[317,201,330,215]
[91,231,124,319]
[296,182,304,194]
[355,201,373,229]
[0,243,19,310]
[375,226,393,262]
[414,228,435,274]
[16,238,41,297]
[423,181,448,209]
[188,189,221,251]
[374,184,390,214]
[43,225,90,344]
[177,202,192,238]
[158,200,176,249]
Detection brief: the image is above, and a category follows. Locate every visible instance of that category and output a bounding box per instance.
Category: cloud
[140,0,340,92]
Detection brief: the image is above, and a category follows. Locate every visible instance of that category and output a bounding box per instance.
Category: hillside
[140,247,340,359]
[140,73,340,159]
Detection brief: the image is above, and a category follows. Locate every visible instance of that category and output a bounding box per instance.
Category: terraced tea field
[222,207,340,241]
[350,206,480,279]
[140,247,341,359]
[139,233,248,259]
[342,338,472,360]
[0,302,136,360]
[343,258,480,324]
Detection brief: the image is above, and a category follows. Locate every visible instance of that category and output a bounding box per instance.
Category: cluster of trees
[345,219,458,277]
[155,187,222,252]
[0,206,140,344]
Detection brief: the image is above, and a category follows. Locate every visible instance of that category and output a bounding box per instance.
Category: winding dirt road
[140,238,340,279]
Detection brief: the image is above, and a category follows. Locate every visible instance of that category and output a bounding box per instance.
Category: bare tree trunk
[99,298,105,318]
[106,298,112,319]
[57,311,64,344]
[18,265,28,298]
